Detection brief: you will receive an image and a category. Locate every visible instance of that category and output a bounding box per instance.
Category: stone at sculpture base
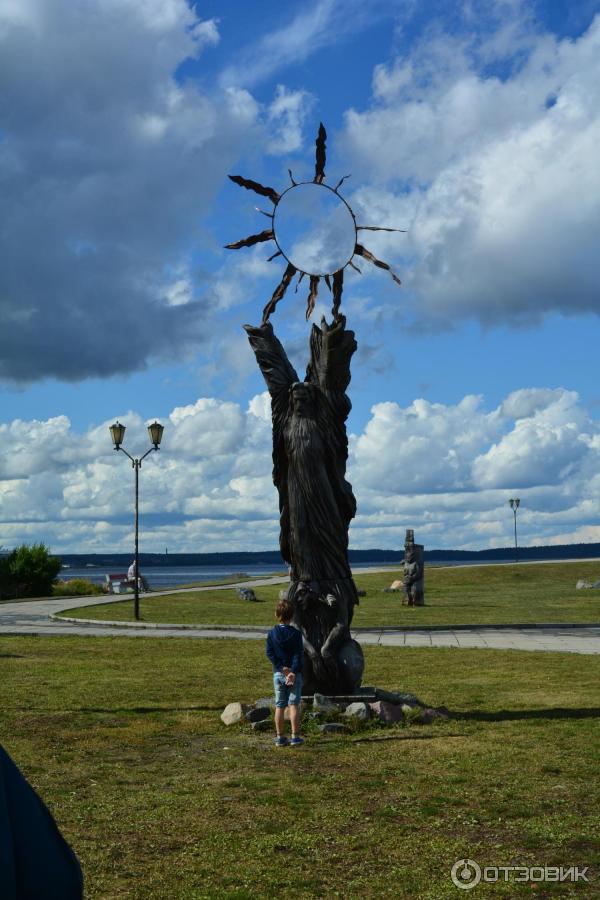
[319,723,348,734]
[251,719,272,732]
[245,706,270,724]
[370,700,405,724]
[343,702,371,721]
[220,702,249,725]
[220,688,450,730]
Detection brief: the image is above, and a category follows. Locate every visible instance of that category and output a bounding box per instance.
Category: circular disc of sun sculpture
[225,122,404,324]
[273,183,357,277]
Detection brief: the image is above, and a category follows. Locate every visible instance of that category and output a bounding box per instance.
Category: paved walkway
[1,575,599,653]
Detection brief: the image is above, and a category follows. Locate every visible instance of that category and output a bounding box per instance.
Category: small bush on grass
[0,543,61,599]
[52,578,103,597]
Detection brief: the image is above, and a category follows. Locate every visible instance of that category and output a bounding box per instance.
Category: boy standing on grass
[266,598,304,747]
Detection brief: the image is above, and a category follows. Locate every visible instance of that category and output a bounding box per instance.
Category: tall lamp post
[509,497,520,563]
[109,420,164,620]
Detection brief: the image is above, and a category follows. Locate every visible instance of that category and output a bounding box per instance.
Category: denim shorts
[273,671,303,708]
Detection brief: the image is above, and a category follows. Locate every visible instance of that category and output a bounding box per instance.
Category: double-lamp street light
[109,420,164,620]
[509,497,520,563]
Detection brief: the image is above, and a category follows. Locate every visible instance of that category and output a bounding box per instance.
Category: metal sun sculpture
[225,124,405,694]
[225,123,404,325]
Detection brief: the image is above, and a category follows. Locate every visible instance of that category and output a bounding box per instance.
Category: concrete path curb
[52,614,600,634]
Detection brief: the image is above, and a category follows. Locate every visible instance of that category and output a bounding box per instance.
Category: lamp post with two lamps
[109,420,164,620]
[509,497,520,563]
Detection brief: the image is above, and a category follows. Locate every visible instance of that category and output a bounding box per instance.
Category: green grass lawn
[156,572,288,591]
[0,636,598,898]
[60,561,600,627]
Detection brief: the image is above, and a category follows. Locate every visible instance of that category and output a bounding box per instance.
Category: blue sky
[2,0,600,554]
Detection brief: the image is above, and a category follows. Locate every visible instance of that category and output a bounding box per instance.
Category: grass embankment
[60,561,600,627]
[0,636,598,898]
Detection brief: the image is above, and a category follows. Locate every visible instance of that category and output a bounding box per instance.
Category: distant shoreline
[55,541,600,568]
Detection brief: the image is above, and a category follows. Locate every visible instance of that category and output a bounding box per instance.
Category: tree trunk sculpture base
[244,316,364,695]
[288,577,364,695]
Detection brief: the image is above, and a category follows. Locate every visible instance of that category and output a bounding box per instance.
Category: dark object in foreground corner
[0,744,83,899]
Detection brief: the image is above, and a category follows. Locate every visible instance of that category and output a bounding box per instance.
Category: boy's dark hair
[276,597,294,623]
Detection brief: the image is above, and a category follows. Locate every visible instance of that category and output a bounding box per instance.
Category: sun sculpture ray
[225,123,404,325]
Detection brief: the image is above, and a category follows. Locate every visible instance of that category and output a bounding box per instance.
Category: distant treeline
[424,543,600,561]
[57,543,600,568]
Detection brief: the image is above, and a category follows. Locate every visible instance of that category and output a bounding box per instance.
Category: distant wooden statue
[245,316,364,694]
[403,529,425,606]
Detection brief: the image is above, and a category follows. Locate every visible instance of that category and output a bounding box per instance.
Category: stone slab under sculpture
[244,315,364,695]
[403,528,425,606]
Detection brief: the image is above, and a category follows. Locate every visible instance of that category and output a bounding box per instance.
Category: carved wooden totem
[228,123,403,694]
[245,315,364,694]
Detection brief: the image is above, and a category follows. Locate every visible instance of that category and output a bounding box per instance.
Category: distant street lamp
[509,497,520,562]
[109,420,164,620]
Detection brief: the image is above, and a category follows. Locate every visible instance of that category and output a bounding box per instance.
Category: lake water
[57,557,534,590]
[58,564,289,590]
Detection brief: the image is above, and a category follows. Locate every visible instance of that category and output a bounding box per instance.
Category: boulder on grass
[369,700,404,724]
[375,688,423,707]
[343,702,371,722]
[220,702,249,725]
[401,704,421,721]
[245,706,271,724]
[251,719,272,732]
[254,696,275,710]
[319,723,348,734]
[313,693,341,714]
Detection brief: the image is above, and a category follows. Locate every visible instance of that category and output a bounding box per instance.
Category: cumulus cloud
[0,0,259,383]
[266,86,315,155]
[346,385,600,550]
[342,10,600,327]
[472,390,589,489]
[1,385,599,554]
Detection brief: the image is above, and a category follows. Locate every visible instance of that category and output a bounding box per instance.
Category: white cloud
[472,390,589,489]
[342,13,600,327]
[0,0,257,382]
[352,394,494,494]
[266,85,314,155]
[1,385,599,553]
